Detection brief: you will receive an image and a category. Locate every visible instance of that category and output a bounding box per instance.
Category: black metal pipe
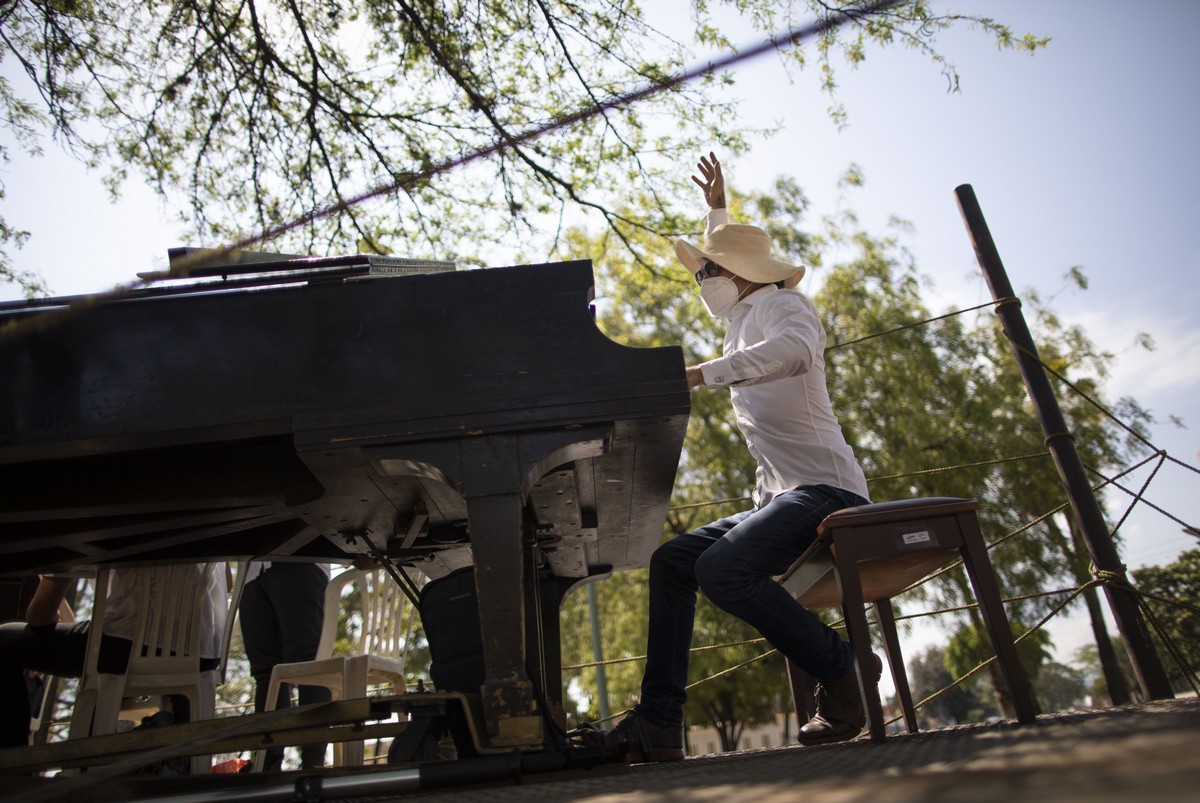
[954,183,1174,700]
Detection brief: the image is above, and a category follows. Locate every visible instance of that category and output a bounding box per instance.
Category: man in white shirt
[0,565,226,748]
[595,154,875,761]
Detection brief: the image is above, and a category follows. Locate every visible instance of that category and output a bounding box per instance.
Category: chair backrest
[71,563,226,745]
[218,562,250,683]
[83,564,223,677]
[314,568,358,660]
[315,568,412,661]
[356,569,411,661]
[125,563,216,676]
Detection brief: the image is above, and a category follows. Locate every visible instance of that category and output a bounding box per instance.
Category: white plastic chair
[253,568,410,768]
[68,563,230,774]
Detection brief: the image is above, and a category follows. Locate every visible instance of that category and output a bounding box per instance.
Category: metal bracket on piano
[398,510,429,549]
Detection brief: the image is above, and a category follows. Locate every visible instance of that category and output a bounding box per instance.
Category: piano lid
[0,259,690,578]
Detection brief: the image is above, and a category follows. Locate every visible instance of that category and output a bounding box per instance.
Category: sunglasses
[694,260,724,285]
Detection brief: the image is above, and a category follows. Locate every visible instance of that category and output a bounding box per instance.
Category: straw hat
[674,223,805,289]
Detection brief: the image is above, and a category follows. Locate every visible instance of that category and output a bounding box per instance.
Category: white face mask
[699,276,741,319]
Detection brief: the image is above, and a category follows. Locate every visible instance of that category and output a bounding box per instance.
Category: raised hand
[690,151,725,210]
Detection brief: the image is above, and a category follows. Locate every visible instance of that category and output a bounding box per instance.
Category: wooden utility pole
[955,184,1174,700]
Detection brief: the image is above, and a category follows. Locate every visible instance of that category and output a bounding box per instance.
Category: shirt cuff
[699,357,734,387]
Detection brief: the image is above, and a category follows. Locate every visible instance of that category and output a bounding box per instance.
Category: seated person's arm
[25,577,74,627]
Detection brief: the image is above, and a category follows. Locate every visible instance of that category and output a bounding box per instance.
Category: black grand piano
[0,253,690,749]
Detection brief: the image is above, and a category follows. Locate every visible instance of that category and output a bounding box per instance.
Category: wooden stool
[776,497,1037,743]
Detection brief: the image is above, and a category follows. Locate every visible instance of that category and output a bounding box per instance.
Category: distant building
[685,714,792,757]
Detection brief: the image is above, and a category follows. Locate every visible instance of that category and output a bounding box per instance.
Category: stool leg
[957,513,1038,724]
[831,534,886,743]
[875,600,917,734]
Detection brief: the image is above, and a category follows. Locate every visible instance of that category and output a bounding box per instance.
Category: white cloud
[1062,308,1200,405]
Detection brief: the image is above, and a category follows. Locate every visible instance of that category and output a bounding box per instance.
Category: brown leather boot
[576,710,685,763]
[798,654,883,746]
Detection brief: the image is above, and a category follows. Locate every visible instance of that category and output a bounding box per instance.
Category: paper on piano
[361,255,458,277]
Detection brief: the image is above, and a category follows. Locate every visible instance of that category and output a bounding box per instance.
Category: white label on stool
[902,530,932,545]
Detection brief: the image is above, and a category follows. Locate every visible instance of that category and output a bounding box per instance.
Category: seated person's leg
[272,564,331,769]
[0,620,122,748]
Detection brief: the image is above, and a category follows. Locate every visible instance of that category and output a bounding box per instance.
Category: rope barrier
[1002,333,1159,453]
[1166,452,1200,478]
[667,451,1053,514]
[669,496,752,513]
[864,451,1050,484]
[1100,452,1165,538]
[826,298,1013,351]
[1083,456,1198,535]
[684,648,781,691]
[1088,565,1200,696]
[570,569,1200,727]
[893,454,1165,595]
[564,584,1086,675]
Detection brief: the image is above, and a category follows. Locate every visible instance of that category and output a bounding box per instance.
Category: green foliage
[0,71,43,296]
[0,1,1044,295]
[945,618,1052,689]
[1034,660,1090,713]
[561,570,653,719]
[217,624,255,715]
[906,644,993,724]
[684,598,786,750]
[1074,637,1140,704]
[692,1,1047,127]
[1132,550,1200,690]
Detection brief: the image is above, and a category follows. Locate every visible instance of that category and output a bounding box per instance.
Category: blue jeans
[635,483,869,728]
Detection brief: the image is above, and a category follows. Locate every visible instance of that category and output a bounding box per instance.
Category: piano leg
[527,572,571,736]
[373,430,611,748]
[466,492,542,746]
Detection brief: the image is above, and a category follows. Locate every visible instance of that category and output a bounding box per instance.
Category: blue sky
[2,1,1197,670]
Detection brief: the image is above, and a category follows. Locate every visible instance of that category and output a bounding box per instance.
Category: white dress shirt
[697,208,869,507]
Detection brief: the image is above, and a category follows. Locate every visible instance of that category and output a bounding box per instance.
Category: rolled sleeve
[706,207,728,234]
